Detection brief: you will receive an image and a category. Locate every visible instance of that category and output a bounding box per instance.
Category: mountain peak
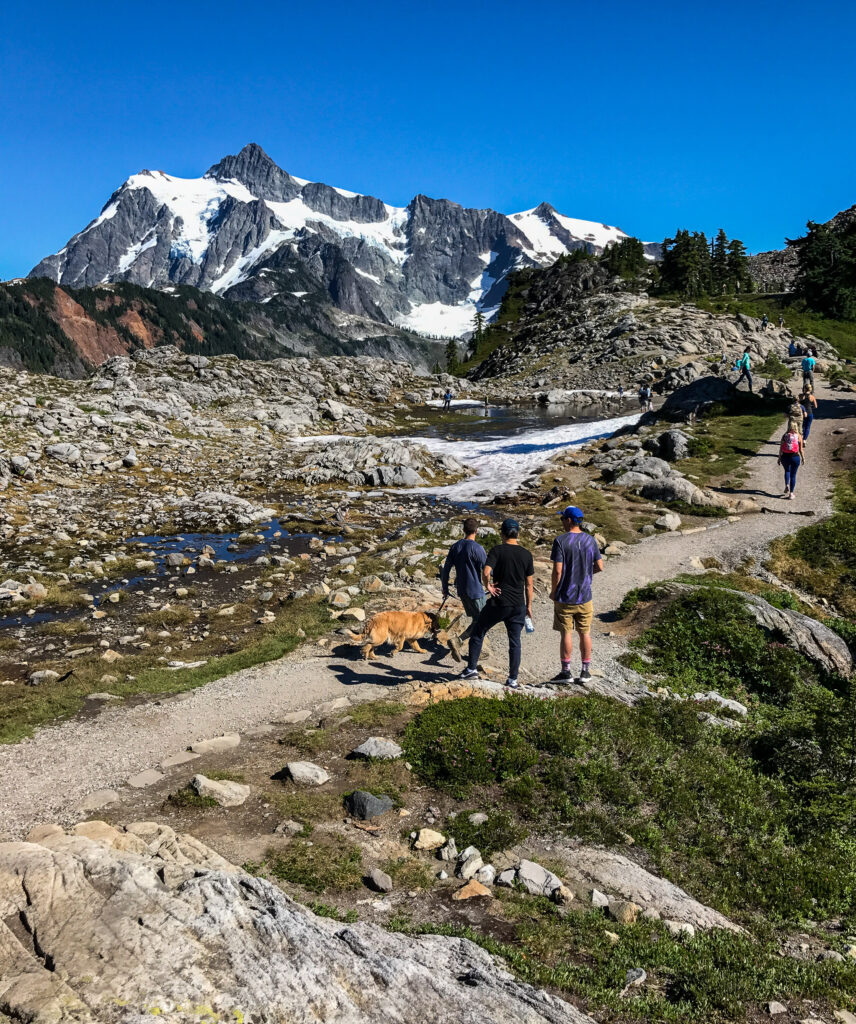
[204,144,302,202]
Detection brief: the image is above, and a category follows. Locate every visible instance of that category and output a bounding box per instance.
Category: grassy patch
[393,899,856,1023]
[402,680,856,923]
[671,396,787,488]
[306,901,359,923]
[345,700,407,727]
[166,787,218,809]
[382,856,434,890]
[769,468,856,617]
[0,595,331,745]
[270,790,342,829]
[661,500,730,519]
[265,835,364,893]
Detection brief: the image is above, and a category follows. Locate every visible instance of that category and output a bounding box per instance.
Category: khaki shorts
[553,600,593,635]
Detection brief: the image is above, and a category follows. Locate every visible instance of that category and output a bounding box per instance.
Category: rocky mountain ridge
[30,143,654,344]
[0,276,444,378]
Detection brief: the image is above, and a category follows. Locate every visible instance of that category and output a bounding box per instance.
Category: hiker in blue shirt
[801,354,816,390]
[441,516,487,660]
[734,348,753,392]
[549,505,603,684]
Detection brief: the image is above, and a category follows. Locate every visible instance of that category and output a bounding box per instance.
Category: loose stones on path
[286,762,330,786]
[351,737,403,760]
[191,774,250,807]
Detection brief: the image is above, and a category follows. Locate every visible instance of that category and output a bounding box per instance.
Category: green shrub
[402,691,856,922]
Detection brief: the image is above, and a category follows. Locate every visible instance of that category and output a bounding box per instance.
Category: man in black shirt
[460,518,534,689]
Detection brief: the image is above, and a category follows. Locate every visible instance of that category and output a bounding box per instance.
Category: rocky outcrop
[657,582,852,677]
[280,438,468,487]
[0,820,583,1024]
[467,259,837,393]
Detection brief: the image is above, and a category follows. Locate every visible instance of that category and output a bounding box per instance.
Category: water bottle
[524,615,535,634]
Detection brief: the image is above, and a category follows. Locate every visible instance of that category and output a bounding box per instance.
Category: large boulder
[660,375,736,417]
[0,822,582,1023]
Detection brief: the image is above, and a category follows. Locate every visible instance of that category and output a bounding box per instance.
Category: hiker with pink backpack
[777,424,805,500]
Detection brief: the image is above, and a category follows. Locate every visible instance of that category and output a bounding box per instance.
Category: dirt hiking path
[0,385,852,838]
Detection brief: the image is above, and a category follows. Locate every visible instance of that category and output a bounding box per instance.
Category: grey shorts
[461,594,487,620]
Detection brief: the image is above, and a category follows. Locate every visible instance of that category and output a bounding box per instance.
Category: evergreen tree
[711,229,729,294]
[445,338,460,374]
[471,309,486,356]
[792,220,856,319]
[602,236,647,277]
[726,238,752,294]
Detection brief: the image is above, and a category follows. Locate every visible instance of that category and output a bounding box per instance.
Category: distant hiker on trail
[441,517,487,661]
[801,353,816,390]
[761,314,769,331]
[617,384,624,403]
[788,339,798,357]
[734,348,753,392]
[460,518,534,690]
[799,387,818,443]
[787,396,804,437]
[638,384,653,411]
[779,314,785,328]
[442,389,453,411]
[778,425,805,500]
[549,505,603,684]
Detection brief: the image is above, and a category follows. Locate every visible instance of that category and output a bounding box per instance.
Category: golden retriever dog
[349,609,440,660]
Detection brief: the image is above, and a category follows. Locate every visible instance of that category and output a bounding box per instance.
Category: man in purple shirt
[549,505,603,684]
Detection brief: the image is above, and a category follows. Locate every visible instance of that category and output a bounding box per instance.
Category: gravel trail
[0,385,851,839]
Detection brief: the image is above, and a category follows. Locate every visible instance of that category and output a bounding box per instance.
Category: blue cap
[500,517,520,536]
[560,506,584,521]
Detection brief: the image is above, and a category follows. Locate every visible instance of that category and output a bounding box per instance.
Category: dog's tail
[345,628,366,643]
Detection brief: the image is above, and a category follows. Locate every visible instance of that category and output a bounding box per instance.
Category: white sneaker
[459,667,479,680]
[788,492,795,500]
[505,678,521,689]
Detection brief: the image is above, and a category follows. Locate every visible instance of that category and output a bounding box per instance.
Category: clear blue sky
[2,0,854,280]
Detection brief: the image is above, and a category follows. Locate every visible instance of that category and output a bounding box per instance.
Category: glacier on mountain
[30,144,655,339]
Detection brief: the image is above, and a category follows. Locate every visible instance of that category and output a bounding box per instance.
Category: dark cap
[500,518,519,537]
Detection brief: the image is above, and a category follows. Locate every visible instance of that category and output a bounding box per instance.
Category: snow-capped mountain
[31,144,655,339]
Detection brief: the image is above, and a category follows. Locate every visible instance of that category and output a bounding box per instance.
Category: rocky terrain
[467,258,838,391]
[0,819,582,1023]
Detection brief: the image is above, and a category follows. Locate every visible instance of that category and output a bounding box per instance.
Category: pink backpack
[781,431,800,454]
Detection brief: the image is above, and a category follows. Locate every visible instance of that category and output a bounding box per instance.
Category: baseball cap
[500,517,520,536]
[559,506,584,521]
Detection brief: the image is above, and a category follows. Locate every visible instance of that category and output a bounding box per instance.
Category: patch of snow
[117,233,157,274]
[332,185,359,198]
[394,301,481,338]
[266,197,409,263]
[122,171,258,265]
[290,291,308,297]
[425,399,484,408]
[553,212,627,249]
[355,268,382,284]
[208,229,292,293]
[412,412,644,499]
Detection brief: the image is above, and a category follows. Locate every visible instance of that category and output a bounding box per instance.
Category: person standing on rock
[761,314,769,331]
[779,314,785,329]
[549,506,603,684]
[801,352,817,390]
[441,517,487,661]
[638,384,653,412]
[778,424,805,500]
[442,389,453,411]
[734,348,753,392]
[460,518,534,690]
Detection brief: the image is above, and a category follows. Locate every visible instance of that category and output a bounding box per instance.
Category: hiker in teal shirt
[734,347,753,392]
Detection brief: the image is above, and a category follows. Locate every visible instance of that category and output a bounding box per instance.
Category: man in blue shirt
[801,353,816,390]
[550,506,603,684]
[441,517,487,660]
